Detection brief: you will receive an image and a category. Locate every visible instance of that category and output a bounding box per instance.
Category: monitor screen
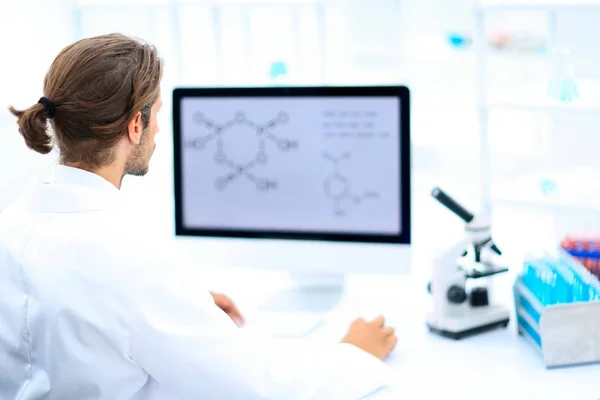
[172,86,410,244]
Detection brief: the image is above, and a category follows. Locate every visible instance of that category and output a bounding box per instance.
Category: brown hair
[9,33,163,170]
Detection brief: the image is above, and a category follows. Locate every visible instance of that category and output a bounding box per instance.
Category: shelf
[77,0,333,5]
[215,0,333,3]
[484,79,600,112]
[493,167,600,212]
[76,0,170,5]
[477,0,600,11]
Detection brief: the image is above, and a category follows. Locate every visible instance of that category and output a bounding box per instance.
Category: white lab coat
[0,165,393,400]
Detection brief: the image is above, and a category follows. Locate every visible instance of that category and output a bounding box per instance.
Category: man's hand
[210,292,244,327]
[341,316,397,360]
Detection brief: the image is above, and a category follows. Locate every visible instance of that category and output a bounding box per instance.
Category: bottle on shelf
[269,60,289,86]
[547,48,579,102]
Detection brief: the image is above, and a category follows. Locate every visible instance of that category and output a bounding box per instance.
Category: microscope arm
[434,237,473,273]
[430,237,472,316]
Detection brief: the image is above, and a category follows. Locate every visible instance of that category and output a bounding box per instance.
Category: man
[0,33,397,399]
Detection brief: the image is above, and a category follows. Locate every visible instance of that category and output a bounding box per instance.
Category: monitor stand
[258,272,346,313]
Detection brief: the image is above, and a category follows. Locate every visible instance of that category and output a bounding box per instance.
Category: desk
[174,190,600,400]
[204,266,600,400]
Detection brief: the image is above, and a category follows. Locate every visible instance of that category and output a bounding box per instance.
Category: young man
[0,33,397,399]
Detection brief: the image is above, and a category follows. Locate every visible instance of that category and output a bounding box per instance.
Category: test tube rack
[514,252,600,369]
[560,236,600,279]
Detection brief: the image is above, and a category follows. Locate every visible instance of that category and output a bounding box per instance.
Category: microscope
[426,187,510,340]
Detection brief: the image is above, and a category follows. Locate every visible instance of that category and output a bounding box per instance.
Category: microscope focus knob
[447,285,467,304]
[470,287,489,307]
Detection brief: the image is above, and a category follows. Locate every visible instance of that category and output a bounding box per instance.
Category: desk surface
[312,275,599,400]
[204,266,600,400]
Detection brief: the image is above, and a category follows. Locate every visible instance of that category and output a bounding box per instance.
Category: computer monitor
[172,86,411,311]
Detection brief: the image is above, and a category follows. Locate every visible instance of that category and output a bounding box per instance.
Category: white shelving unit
[209,0,330,86]
[478,0,600,11]
[474,0,600,216]
[487,78,600,112]
[74,0,331,86]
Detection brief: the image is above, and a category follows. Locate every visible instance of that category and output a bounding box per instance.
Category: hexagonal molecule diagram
[323,152,379,216]
[185,111,298,191]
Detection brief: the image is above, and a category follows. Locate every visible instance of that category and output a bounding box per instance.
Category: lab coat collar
[26,164,122,213]
[52,164,120,194]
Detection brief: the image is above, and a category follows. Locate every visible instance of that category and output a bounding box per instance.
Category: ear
[127,111,143,145]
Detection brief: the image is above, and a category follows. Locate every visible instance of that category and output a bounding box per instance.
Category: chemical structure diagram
[185,111,298,192]
[323,152,379,216]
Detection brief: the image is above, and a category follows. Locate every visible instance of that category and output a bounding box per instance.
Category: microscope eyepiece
[431,187,474,223]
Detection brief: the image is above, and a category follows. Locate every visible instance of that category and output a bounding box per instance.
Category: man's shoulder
[2,201,159,264]
[0,188,171,262]
[0,194,41,250]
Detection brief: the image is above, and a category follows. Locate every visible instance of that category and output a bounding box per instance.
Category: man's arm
[128,261,394,400]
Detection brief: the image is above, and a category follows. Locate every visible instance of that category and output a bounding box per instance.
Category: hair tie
[38,97,56,119]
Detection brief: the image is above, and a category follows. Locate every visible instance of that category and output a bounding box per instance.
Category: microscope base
[427,318,509,340]
[426,305,510,340]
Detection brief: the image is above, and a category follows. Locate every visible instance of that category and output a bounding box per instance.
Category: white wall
[0,0,76,210]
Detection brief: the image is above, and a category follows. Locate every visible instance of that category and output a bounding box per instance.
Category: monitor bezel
[172,85,411,245]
